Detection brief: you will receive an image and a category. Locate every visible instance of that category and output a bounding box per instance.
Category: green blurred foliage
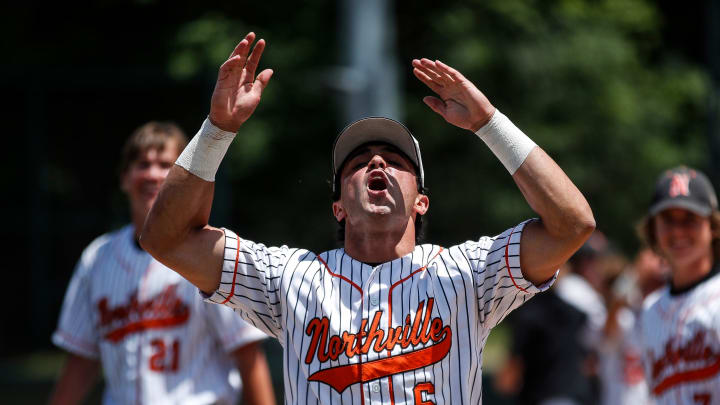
[396,0,708,250]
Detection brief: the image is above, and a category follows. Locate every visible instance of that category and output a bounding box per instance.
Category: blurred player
[496,233,618,405]
[494,274,594,405]
[48,121,276,405]
[599,247,667,405]
[638,166,720,404]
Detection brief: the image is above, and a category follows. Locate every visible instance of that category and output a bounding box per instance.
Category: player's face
[122,141,180,220]
[333,144,428,229]
[653,208,714,271]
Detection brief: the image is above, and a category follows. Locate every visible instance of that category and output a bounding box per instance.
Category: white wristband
[474,109,536,175]
[175,118,236,182]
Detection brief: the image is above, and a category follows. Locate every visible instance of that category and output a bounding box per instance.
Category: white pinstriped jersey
[640,271,720,405]
[205,219,554,405]
[53,225,267,405]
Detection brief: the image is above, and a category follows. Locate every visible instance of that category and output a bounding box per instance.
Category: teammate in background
[599,248,667,405]
[638,166,720,404]
[48,122,276,405]
[494,234,618,405]
[556,232,612,354]
[140,32,595,404]
[493,269,594,405]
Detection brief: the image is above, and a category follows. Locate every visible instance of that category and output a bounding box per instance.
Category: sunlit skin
[653,208,714,290]
[121,142,180,238]
[332,144,429,263]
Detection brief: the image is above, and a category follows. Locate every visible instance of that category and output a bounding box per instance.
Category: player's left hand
[412,59,495,132]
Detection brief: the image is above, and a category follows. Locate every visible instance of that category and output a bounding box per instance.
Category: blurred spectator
[599,248,668,405]
[495,231,618,405]
[555,232,611,351]
[494,274,593,405]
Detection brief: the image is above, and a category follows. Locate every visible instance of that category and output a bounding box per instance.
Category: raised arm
[412,58,595,285]
[140,33,273,293]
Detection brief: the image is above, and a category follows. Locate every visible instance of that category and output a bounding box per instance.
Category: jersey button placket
[363,264,383,403]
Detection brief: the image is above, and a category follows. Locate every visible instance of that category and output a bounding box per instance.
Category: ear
[414,193,429,216]
[332,201,346,223]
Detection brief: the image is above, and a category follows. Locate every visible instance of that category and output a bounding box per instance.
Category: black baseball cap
[331,117,425,196]
[648,166,718,217]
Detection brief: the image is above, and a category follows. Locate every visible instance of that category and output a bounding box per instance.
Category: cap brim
[333,117,422,175]
[648,198,712,217]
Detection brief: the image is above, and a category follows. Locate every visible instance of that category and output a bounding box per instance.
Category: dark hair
[119,121,188,176]
[637,211,720,262]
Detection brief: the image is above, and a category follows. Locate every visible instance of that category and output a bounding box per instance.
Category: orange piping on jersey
[652,356,720,395]
[317,255,363,294]
[505,225,528,293]
[220,235,241,304]
[388,248,444,294]
[386,247,444,405]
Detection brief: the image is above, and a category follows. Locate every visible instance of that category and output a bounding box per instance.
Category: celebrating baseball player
[141,32,595,404]
[638,166,720,404]
[49,121,276,405]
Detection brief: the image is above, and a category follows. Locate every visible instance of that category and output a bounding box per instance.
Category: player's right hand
[209,32,274,133]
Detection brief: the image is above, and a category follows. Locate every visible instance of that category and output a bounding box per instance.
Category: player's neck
[669,251,714,291]
[343,221,417,264]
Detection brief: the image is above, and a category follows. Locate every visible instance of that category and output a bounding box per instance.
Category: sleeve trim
[220,231,241,304]
[505,223,529,293]
[52,330,99,359]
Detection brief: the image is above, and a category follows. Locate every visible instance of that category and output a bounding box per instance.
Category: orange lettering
[305,318,329,364]
[361,312,385,353]
[329,335,344,361]
[419,299,435,344]
[413,382,435,405]
[409,301,425,346]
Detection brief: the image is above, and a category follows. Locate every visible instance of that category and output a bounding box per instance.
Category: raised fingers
[412,59,444,93]
[422,96,447,117]
[252,69,274,93]
[217,55,244,82]
[435,60,465,82]
[244,39,266,82]
[418,58,455,84]
[228,32,256,59]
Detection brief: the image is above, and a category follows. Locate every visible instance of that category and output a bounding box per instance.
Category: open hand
[412,59,495,132]
[209,32,274,133]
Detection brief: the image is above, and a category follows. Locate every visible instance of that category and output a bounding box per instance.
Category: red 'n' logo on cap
[668,173,691,197]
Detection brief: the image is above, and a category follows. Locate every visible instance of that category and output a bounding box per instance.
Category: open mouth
[367,171,388,193]
[368,178,387,191]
